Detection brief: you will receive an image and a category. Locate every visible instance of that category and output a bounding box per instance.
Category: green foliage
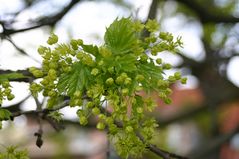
[0,108,12,129]
[47,33,58,45]
[0,146,29,159]
[57,62,92,96]
[0,108,12,121]
[0,73,27,106]
[48,111,64,122]
[104,18,137,55]
[0,72,27,109]
[111,131,146,158]
[2,17,185,158]
[0,80,15,107]
[145,19,159,32]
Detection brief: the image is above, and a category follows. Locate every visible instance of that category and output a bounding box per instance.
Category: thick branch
[176,53,201,68]
[157,105,206,127]
[189,125,239,159]
[147,0,159,20]
[174,0,239,23]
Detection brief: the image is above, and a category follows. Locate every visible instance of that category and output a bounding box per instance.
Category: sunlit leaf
[57,62,92,96]
[104,18,137,55]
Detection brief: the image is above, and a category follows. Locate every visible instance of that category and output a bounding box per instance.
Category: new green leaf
[104,18,137,55]
[57,62,92,96]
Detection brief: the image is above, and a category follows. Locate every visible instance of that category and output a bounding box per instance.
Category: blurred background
[0,0,239,159]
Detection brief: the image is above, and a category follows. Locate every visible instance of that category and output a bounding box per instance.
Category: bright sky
[0,0,239,119]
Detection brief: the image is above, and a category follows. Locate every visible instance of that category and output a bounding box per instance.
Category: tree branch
[147,0,159,20]
[147,143,189,159]
[10,100,70,118]
[0,69,34,82]
[173,0,239,23]
[7,96,189,159]
[189,125,239,159]
[0,0,81,36]
[142,0,159,37]
[156,105,207,127]
[4,36,41,64]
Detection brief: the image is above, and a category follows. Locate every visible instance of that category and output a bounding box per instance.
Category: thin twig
[135,132,189,159]
[11,100,70,118]
[32,89,44,148]
[4,36,41,64]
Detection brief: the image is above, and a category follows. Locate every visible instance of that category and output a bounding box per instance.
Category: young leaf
[104,18,137,55]
[57,62,92,96]
[138,61,163,90]
[103,54,137,73]
[117,54,137,72]
[81,44,99,56]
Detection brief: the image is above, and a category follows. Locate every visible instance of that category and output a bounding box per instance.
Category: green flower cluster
[0,146,29,159]
[0,79,16,128]
[0,80,15,106]
[29,18,186,158]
